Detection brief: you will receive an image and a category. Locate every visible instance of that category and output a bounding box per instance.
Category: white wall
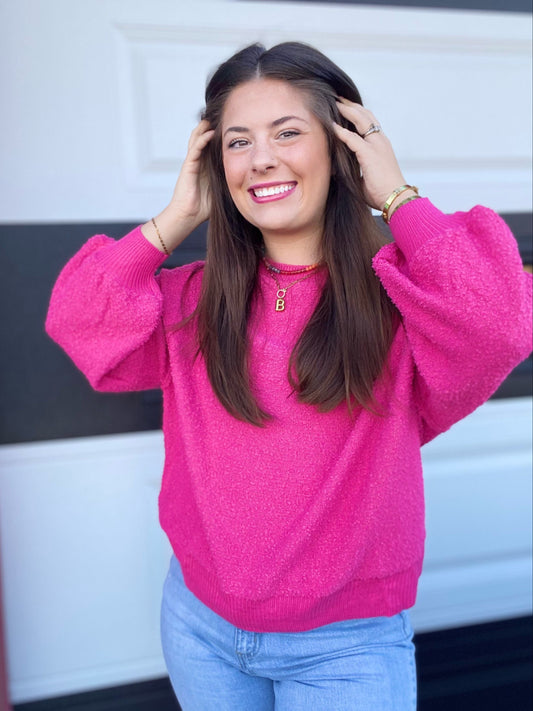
[0,0,531,703]
[1,400,531,702]
[0,0,531,223]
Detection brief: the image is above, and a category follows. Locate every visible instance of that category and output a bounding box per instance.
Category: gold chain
[265,267,318,312]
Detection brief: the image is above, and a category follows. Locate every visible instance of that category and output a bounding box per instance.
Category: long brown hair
[194,42,396,425]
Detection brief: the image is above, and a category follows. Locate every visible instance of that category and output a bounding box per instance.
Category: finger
[337,102,380,135]
[187,128,215,161]
[336,101,381,137]
[336,97,377,120]
[187,120,213,149]
[194,118,212,133]
[332,121,366,153]
[195,128,215,148]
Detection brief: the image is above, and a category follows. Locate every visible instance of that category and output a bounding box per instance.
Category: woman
[46,42,532,710]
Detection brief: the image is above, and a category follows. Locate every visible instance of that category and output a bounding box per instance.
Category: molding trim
[113,11,532,212]
[116,22,532,55]
[244,0,533,14]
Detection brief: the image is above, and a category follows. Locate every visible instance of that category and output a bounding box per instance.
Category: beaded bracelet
[382,185,419,224]
[151,217,171,256]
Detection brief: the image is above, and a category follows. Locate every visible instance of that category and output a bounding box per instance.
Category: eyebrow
[223,115,309,138]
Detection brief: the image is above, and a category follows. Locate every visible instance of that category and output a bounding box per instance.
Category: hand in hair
[142,119,215,253]
[333,99,416,218]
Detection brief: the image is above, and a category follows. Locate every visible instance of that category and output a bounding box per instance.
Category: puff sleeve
[373,198,532,444]
[46,226,169,392]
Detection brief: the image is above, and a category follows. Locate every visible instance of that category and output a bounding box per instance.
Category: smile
[249,182,297,203]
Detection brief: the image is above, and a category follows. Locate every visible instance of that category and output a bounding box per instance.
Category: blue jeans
[160,556,417,711]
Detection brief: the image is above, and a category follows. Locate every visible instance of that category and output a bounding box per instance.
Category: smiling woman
[221,79,331,263]
[45,41,532,711]
[193,43,404,425]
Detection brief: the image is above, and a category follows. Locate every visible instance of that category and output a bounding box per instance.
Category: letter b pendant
[275,289,287,312]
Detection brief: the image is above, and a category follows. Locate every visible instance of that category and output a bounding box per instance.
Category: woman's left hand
[333,98,412,212]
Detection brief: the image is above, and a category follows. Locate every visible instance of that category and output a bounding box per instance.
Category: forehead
[221,79,313,126]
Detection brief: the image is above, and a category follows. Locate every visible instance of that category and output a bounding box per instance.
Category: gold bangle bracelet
[151,217,171,256]
[382,185,419,224]
[388,194,421,221]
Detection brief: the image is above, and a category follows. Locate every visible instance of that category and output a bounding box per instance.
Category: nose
[251,141,277,174]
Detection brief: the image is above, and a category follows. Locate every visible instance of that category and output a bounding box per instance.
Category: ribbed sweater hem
[178,556,423,633]
[94,225,167,290]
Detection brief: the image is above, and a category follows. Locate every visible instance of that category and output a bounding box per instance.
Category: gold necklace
[265,264,320,312]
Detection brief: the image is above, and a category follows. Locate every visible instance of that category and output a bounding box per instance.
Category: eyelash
[228,139,249,149]
[227,130,301,149]
[278,130,300,139]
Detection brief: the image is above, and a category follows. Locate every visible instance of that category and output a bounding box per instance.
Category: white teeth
[253,184,294,197]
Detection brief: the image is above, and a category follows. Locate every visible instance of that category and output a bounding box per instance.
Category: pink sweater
[46,199,532,632]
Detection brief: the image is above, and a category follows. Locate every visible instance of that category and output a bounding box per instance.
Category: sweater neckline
[262,257,323,273]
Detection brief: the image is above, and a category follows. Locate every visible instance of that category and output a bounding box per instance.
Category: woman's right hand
[142,120,215,254]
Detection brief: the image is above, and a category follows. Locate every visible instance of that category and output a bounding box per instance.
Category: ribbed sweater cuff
[94,225,168,290]
[389,197,465,262]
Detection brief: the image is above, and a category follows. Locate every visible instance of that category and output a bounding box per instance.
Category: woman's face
[221,78,332,260]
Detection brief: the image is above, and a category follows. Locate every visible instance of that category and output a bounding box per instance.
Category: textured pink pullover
[46,199,532,633]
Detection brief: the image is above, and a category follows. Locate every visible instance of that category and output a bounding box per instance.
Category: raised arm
[46,120,214,392]
[141,119,214,254]
[333,100,532,442]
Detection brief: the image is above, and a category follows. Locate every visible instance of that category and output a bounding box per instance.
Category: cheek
[222,155,233,188]
[222,153,247,190]
[222,159,250,214]
[295,138,330,179]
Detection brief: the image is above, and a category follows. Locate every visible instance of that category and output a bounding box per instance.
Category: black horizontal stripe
[0,213,530,444]
[242,0,532,13]
[12,616,533,710]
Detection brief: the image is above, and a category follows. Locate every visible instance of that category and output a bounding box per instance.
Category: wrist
[381,184,419,224]
[141,206,198,254]
[387,190,419,221]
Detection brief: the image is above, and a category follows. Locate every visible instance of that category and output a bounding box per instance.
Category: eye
[277,130,300,140]
[227,138,249,149]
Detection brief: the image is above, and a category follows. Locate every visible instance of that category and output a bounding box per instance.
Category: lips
[248,181,297,203]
